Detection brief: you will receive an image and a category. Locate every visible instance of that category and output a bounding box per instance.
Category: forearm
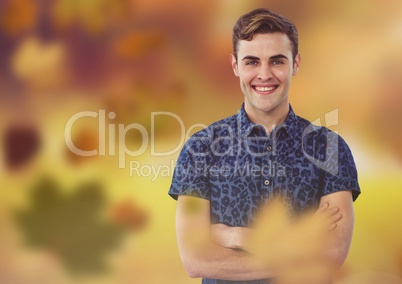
[271,196,354,284]
[181,240,275,280]
[176,196,275,281]
[211,223,252,250]
[270,227,348,284]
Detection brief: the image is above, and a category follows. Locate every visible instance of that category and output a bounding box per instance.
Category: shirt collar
[237,104,260,138]
[275,104,302,138]
[237,103,302,139]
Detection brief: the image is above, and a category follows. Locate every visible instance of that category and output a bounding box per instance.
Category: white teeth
[255,86,276,92]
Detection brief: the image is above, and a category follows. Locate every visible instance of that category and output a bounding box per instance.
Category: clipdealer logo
[64,108,340,178]
[64,110,206,168]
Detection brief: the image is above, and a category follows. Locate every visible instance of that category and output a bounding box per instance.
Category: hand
[313,202,343,231]
[244,200,343,270]
[291,202,342,250]
[269,202,343,278]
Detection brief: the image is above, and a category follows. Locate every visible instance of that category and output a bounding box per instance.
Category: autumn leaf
[16,177,125,275]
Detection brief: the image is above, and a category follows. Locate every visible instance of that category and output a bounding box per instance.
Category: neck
[245,102,289,134]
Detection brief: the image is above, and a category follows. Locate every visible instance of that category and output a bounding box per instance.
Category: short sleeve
[320,131,360,201]
[168,132,211,201]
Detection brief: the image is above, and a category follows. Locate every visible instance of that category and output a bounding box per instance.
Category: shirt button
[267,146,272,151]
[264,180,270,186]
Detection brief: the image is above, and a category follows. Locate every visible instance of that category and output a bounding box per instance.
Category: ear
[292,53,301,76]
[230,54,239,77]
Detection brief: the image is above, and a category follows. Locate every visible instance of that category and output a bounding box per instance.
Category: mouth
[252,85,279,95]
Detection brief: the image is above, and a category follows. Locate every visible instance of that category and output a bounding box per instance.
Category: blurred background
[0,0,402,283]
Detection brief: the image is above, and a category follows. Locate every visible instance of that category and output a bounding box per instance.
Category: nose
[257,63,273,81]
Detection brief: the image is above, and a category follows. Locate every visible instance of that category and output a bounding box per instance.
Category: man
[169,8,360,284]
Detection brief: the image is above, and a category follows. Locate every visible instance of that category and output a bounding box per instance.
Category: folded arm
[176,190,354,281]
[176,195,275,280]
[209,191,355,282]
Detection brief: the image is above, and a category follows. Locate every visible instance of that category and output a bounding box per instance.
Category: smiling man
[233,31,300,134]
[169,8,360,284]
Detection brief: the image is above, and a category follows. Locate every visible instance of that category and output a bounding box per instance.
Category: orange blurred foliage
[51,0,131,35]
[0,0,37,37]
[65,129,99,164]
[113,31,165,60]
[110,201,148,231]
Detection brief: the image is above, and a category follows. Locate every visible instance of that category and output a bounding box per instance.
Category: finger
[311,207,340,232]
[314,205,339,223]
[327,222,337,231]
[324,206,340,218]
[318,209,340,230]
[326,213,342,228]
[317,202,329,213]
[319,206,339,221]
[313,203,329,219]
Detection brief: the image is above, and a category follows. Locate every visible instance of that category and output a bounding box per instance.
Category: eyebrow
[241,55,259,61]
[241,54,289,61]
[270,54,289,60]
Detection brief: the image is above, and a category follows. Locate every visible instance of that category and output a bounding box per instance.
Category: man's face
[231,32,300,119]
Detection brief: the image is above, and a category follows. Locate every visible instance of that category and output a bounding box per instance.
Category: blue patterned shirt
[169,104,360,284]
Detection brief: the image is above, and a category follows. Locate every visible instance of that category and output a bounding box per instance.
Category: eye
[272,60,284,65]
[245,60,258,66]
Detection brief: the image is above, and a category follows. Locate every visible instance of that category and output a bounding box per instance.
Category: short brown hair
[232,8,298,61]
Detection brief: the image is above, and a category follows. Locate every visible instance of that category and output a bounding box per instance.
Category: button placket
[265,137,272,183]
